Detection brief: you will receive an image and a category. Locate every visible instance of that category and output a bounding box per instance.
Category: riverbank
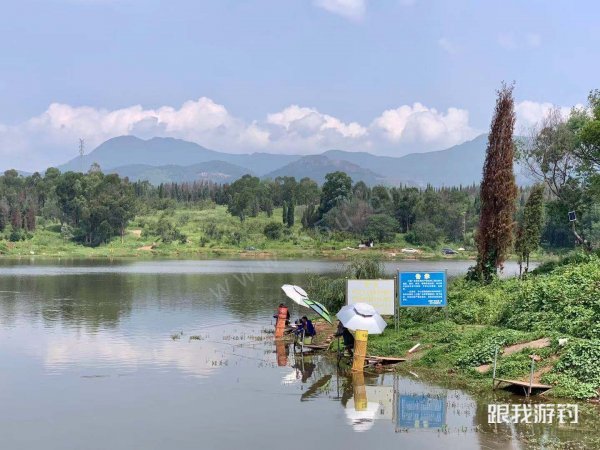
[1,205,555,260]
[313,253,600,402]
[0,227,477,261]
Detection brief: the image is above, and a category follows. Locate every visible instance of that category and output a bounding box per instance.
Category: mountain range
[56,134,527,187]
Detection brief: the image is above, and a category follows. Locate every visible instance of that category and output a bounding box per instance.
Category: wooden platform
[365,355,406,366]
[303,344,329,350]
[494,378,552,395]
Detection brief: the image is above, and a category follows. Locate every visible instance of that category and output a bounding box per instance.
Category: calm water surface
[0,259,594,450]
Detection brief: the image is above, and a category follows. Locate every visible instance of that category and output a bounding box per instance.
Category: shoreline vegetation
[1,204,548,261]
[307,254,600,403]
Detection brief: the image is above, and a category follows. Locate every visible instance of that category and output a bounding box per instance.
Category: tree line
[0,86,597,252]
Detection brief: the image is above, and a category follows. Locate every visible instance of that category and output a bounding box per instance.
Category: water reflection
[0,261,594,450]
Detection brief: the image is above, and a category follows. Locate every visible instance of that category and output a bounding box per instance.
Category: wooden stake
[352,330,368,372]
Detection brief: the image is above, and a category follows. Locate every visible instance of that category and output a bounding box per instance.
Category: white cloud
[313,0,367,20]
[514,100,578,133]
[0,97,485,171]
[267,105,367,139]
[371,103,477,147]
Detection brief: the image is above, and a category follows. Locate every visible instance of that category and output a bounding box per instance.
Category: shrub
[553,340,600,387]
[9,227,27,242]
[204,222,223,240]
[342,255,385,279]
[307,275,346,312]
[263,222,283,240]
[500,258,600,339]
[455,328,530,368]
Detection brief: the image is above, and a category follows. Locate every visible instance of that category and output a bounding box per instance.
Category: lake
[0,259,594,450]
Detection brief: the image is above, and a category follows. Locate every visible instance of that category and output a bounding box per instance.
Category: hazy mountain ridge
[263,154,386,185]
[109,160,252,185]
[54,134,528,187]
[59,136,301,176]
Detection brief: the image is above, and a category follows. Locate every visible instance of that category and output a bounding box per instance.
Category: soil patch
[502,337,551,356]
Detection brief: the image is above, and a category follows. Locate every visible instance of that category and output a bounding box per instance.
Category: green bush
[455,328,530,368]
[9,227,28,242]
[341,255,385,279]
[542,373,598,399]
[263,222,283,240]
[553,340,600,387]
[500,258,600,339]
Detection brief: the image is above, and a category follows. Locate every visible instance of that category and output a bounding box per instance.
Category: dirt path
[502,337,551,356]
[476,337,551,373]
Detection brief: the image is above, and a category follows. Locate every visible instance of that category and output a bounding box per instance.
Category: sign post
[346,279,395,316]
[398,271,448,308]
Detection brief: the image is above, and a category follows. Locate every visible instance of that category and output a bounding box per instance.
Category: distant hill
[109,160,252,185]
[322,134,489,187]
[324,135,529,186]
[263,155,386,185]
[59,136,300,176]
[55,134,529,187]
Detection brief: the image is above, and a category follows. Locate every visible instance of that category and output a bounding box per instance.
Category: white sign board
[346,279,395,316]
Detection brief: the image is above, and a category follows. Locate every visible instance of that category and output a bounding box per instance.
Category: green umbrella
[305,298,333,324]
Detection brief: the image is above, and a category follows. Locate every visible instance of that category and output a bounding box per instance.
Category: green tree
[364,214,397,243]
[577,89,600,170]
[405,221,444,247]
[286,202,295,227]
[296,177,320,205]
[370,185,392,213]
[319,171,352,217]
[301,204,319,229]
[515,184,545,275]
[227,175,261,221]
[282,201,288,225]
[352,181,370,201]
[474,84,518,282]
[517,104,596,248]
[391,187,420,233]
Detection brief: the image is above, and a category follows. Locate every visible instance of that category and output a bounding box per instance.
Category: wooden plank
[303,344,329,350]
[366,355,406,362]
[494,378,552,389]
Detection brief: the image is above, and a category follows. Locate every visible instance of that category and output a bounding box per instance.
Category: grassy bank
[319,253,600,401]
[0,205,481,259]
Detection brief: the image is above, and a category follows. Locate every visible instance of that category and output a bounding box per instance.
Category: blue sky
[0,0,598,171]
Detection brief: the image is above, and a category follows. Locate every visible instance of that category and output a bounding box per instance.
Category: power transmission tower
[79,138,85,172]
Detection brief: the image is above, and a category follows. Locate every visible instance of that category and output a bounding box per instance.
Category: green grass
[333,254,600,400]
[0,205,479,259]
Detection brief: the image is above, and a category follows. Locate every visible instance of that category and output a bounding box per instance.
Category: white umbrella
[344,402,380,432]
[336,303,387,334]
[281,284,309,308]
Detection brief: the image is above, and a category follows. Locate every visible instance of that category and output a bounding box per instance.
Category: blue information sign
[399,271,447,307]
[397,394,447,429]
